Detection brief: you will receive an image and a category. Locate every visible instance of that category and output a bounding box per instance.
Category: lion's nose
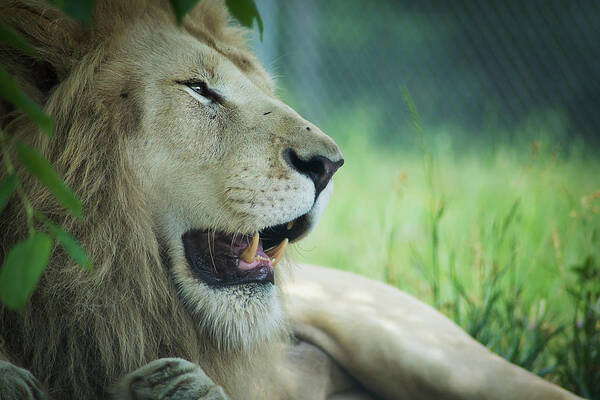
[283,148,344,199]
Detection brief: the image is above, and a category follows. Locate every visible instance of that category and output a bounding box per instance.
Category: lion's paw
[112,358,229,400]
[0,361,47,400]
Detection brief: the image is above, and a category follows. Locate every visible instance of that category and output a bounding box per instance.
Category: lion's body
[0,1,583,399]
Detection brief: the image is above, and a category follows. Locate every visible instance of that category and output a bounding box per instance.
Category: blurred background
[249,0,600,396]
[253,0,600,147]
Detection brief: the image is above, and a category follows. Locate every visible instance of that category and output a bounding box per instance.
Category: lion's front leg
[112,358,229,400]
[0,360,48,400]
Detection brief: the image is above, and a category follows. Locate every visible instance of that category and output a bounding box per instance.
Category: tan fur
[285,264,582,400]
[0,1,340,398]
[0,2,583,400]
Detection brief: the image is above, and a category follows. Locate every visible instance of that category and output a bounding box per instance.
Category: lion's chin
[162,229,285,351]
[168,256,285,351]
[178,277,284,352]
[171,217,307,350]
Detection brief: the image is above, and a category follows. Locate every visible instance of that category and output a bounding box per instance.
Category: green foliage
[45,0,95,24]
[0,174,17,214]
[558,256,600,398]
[169,0,201,24]
[0,0,94,311]
[15,142,82,218]
[42,216,91,269]
[0,233,52,311]
[0,67,53,137]
[169,0,263,39]
[225,0,263,38]
[0,21,34,56]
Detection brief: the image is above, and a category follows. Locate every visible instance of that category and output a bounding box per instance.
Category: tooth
[286,220,295,230]
[241,232,259,263]
[265,238,288,267]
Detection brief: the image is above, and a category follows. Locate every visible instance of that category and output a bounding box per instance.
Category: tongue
[235,232,289,270]
[233,235,272,270]
[238,245,273,270]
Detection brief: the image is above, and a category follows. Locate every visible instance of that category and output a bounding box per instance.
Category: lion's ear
[0,1,87,111]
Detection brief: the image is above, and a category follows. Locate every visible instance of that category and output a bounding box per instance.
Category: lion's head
[114,6,343,349]
[0,0,342,398]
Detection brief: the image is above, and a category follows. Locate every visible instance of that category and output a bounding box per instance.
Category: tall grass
[292,119,600,397]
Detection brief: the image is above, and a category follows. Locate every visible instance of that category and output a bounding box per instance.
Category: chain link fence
[251,0,600,147]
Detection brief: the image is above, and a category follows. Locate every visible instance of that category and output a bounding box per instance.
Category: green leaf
[168,0,263,38]
[0,21,35,56]
[0,67,53,137]
[169,0,201,24]
[15,142,82,218]
[46,0,95,24]
[225,0,263,39]
[0,174,17,214]
[46,221,91,270]
[0,232,52,311]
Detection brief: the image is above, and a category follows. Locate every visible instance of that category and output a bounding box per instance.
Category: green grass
[292,132,600,397]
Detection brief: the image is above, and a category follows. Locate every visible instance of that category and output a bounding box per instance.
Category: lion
[0,1,582,399]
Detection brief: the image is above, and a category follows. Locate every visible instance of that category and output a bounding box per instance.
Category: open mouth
[182,213,311,287]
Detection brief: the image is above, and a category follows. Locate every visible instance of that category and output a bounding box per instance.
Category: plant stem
[0,130,34,236]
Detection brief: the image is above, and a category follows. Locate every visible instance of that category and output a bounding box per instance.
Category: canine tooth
[286,220,295,230]
[266,238,288,267]
[241,232,259,263]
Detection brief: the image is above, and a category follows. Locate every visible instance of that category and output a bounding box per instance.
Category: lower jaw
[180,215,307,288]
[175,273,284,351]
[197,266,275,287]
[181,230,276,287]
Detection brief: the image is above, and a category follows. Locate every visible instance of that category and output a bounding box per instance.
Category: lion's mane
[0,1,278,398]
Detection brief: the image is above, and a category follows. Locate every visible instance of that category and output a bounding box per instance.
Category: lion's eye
[180,80,223,105]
